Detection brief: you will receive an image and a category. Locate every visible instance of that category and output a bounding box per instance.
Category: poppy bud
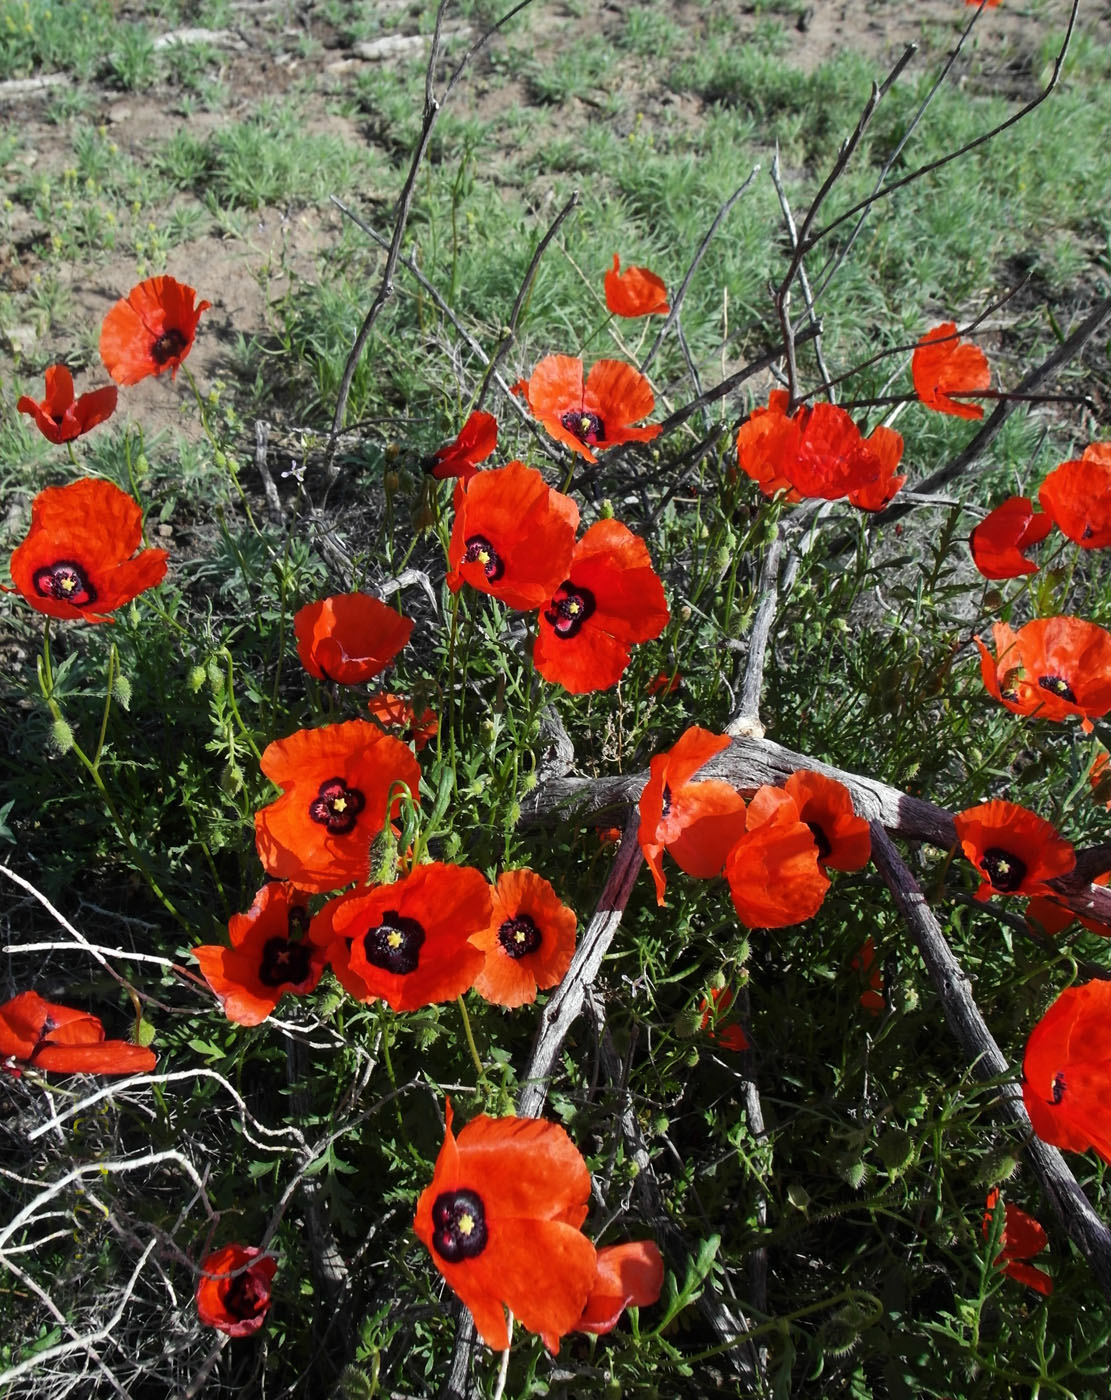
[50,718,74,755]
[112,673,132,710]
[188,664,207,692]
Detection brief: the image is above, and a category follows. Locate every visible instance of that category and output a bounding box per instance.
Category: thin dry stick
[769,150,834,399]
[869,823,1111,1302]
[726,528,783,738]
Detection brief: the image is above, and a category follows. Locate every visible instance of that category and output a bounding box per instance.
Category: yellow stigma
[332,795,347,812]
[567,599,581,614]
[387,930,403,949]
[579,416,592,434]
[60,576,76,593]
[458,1212,474,1236]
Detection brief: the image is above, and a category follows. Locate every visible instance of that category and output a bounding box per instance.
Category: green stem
[218,647,263,763]
[92,643,119,770]
[457,996,485,1080]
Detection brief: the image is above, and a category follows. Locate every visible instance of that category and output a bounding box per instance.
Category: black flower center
[544,581,596,639]
[807,822,832,862]
[151,327,187,365]
[463,534,504,582]
[431,1188,488,1262]
[560,409,605,445]
[660,782,672,818]
[308,777,365,835]
[223,1270,268,1321]
[497,914,542,959]
[981,846,1028,893]
[363,909,425,975]
[32,560,96,607]
[257,936,312,988]
[1038,673,1077,703]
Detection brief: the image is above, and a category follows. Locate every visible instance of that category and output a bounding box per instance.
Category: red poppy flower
[1026,873,1111,940]
[0,990,156,1077]
[446,460,579,610]
[195,1244,277,1337]
[413,1101,597,1352]
[1038,444,1111,550]
[471,869,577,1009]
[430,410,498,482]
[983,1191,1052,1295]
[974,617,1111,732]
[100,275,210,386]
[294,593,413,686]
[782,771,870,872]
[17,365,118,444]
[597,825,623,848]
[254,720,421,894]
[575,1241,665,1335]
[724,785,830,928]
[604,255,670,318]
[646,669,681,697]
[367,692,438,751]
[192,883,325,1027]
[970,496,1054,579]
[311,862,489,1009]
[637,726,748,906]
[698,986,750,1052]
[911,322,991,420]
[1022,979,1111,1163]
[967,1,1000,7]
[851,938,885,1014]
[954,799,1075,901]
[533,520,670,694]
[1092,751,1111,808]
[735,390,905,507]
[514,355,662,464]
[9,477,169,624]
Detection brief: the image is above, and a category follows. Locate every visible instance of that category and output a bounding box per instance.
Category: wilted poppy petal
[0,989,155,1076]
[912,322,991,420]
[575,1241,665,1334]
[18,365,118,444]
[983,1190,1052,1294]
[196,1244,277,1337]
[431,410,498,481]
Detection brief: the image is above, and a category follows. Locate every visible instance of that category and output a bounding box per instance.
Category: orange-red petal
[604,254,670,318]
[294,593,413,686]
[575,1241,665,1334]
[912,322,991,420]
[970,497,1054,579]
[1038,446,1111,550]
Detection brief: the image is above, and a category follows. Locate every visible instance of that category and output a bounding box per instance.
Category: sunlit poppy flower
[575,1241,665,1335]
[604,255,670,318]
[1038,444,1111,550]
[367,692,438,751]
[196,1244,277,1337]
[1026,873,1111,940]
[970,496,1054,579]
[698,986,749,1052]
[192,883,325,1027]
[846,424,906,512]
[514,355,662,464]
[294,593,413,686]
[911,322,991,420]
[472,869,577,1009]
[1092,751,1111,808]
[782,771,870,872]
[9,477,168,624]
[983,1191,1052,1295]
[974,617,1111,732]
[0,990,156,1077]
[311,862,489,1009]
[1022,979,1111,1164]
[446,460,579,609]
[646,668,681,697]
[17,365,118,444]
[254,720,420,894]
[413,1101,597,1352]
[954,799,1074,901]
[430,410,498,482]
[637,726,748,906]
[99,275,210,385]
[851,938,885,1014]
[533,520,670,694]
[724,785,830,928]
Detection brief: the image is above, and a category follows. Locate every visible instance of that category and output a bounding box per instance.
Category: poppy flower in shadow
[974,617,1111,732]
[17,365,118,444]
[446,460,579,610]
[725,785,830,928]
[294,593,413,686]
[472,869,577,1009]
[430,409,498,482]
[367,692,438,751]
[637,726,748,906]
[782,770,870,872]
[698,986,750,1052]
[1026,872,1111,940]
[254,720,420,894]
[9,478,168,623]
[311,862,489,1010]
[193,883,325,1026]
[533,519,670,694]
[196,1244,277,1337]
[604,255,670,318]
[514,355,661,464]
[954,799,1075,900]
[0,990,156,1076]
[911,322,991,420]
[646,668,681,697]
[575,1240,665,1335]
[413,1100,597,1352]
[970,497,1054,579]
[1092,751,1111,808]
[1038,444,1111,550]
[1022,979,1111,1164]
[851,938,885,1014]
[983,1191,1052,1295]
[100,275,210,385]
